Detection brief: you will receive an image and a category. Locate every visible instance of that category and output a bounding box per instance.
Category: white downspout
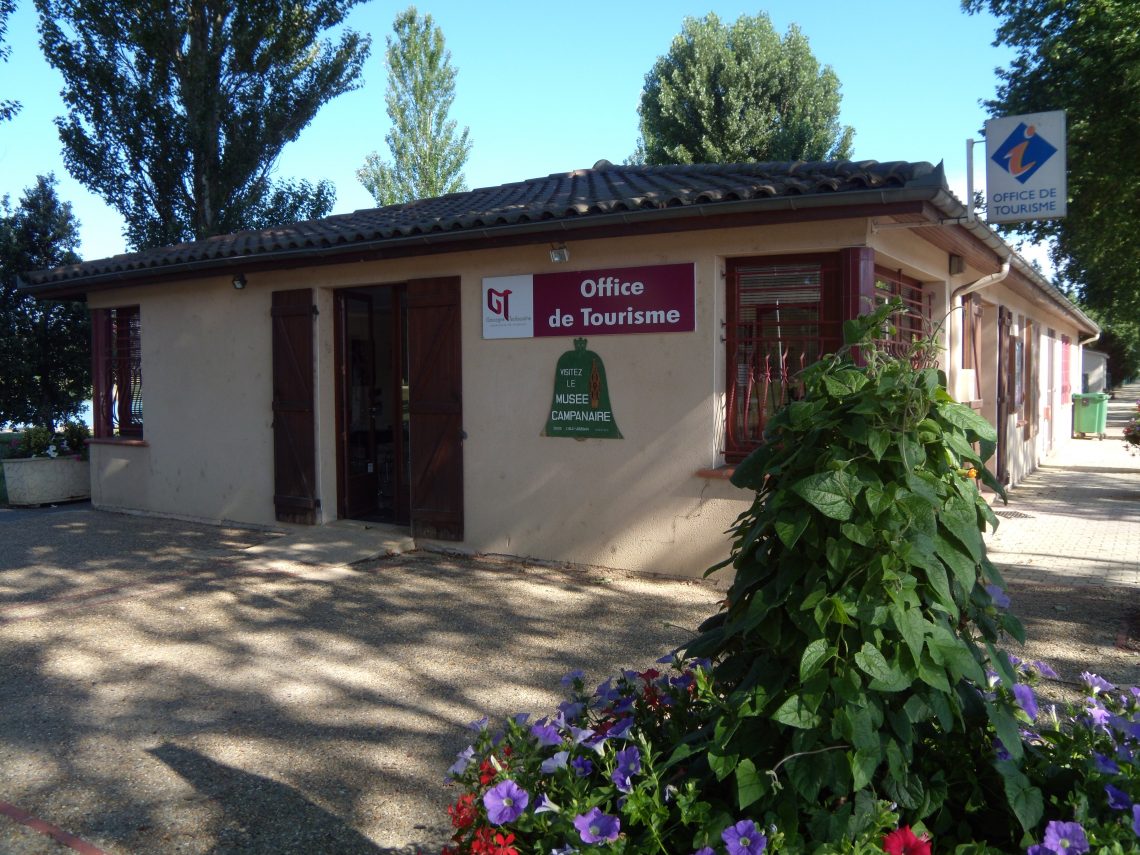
[953,255,1011,300]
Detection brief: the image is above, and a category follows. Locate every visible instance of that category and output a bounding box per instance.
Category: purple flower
[1085,702,1111,729]
[541,750,569,774]
[1132,804,1140,837]
[615,745,641,775]
[993,737,1012,761]
[447,745,475,778]
[693,849,715,855]
[594,678,620,703]
[511,712,530,725]
[571,756,593,777]
[534,794,560,814]
[531,722,563,747]
[482,779,529,825]
[561,669,586,688]
[570,726,597,746]
[1042,820,1089,854]
[722,819,767,854]
[656,653,677,664]
[1106,784,1133,811]
[607,717,634,739]
[986,583,1011,608]
[466,716,489,731]
[1080,672,1116,695]
[1033,660,1059,679]
[1014,683,1039,721]
[573,807,620,843]
[1094,752,1121,774]
[554,702,584,727]
[611,696,635,715]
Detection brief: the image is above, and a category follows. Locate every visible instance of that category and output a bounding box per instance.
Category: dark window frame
[724,253,842,461]
[92,306,143,439]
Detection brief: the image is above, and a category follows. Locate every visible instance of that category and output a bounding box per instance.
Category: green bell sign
[544,338,622,439]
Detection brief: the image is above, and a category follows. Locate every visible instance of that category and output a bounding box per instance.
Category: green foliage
[683,301,1034,847]
[0,175,90,430]
[963,0,1140,325]
[7,422,89,459]
[637,12,854,166]
[35,0,371,250]
[357,6,471,206]
[0,0,18,121]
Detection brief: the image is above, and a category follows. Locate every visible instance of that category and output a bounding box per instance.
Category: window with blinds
[92,306,144,438]
[725,255,840,460]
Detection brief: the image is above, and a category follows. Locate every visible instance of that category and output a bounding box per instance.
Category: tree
[637,12,854,166]
[0,0,19,121]
[964,0,1140,324]
[0,176,89,429]
[35,0,372,250]
[357,6,471,206]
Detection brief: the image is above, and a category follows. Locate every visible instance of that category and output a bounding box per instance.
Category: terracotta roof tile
[24,159,944,288]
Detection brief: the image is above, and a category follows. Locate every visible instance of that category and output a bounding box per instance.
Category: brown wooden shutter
[272,289,319,525]
[406,277,463,540]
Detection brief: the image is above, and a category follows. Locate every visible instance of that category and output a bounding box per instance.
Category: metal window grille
[725,262,830,459]
[873,270,930,364]
[95,307,143,437]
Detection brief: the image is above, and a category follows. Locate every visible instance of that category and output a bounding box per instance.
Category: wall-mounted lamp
[232,273,247,290]
[549,243,569,264]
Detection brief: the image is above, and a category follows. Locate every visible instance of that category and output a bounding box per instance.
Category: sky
[0,0,1037,266]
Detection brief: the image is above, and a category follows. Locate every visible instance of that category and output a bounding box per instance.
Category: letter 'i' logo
[992,122,1057,184]
[486,288,512,320]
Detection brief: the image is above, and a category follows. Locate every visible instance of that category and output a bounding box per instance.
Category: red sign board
[533,263,694,336]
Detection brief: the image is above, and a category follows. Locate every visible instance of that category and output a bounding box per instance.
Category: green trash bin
[1072,392,1109,439]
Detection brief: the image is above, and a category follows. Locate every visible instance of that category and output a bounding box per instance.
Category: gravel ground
[1,419,1137,855]
[0,511,723,854]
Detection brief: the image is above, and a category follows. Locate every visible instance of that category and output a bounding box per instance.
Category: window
[92,306,143,438]
[873,267,928,360]
[724,254,841,461]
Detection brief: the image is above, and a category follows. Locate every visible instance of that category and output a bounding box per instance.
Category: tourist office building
[22,160,1097,579]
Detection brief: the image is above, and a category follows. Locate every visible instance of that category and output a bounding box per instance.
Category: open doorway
[335,285,410,524]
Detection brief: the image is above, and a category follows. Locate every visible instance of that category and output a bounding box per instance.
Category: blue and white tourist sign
[984,111,1066,225]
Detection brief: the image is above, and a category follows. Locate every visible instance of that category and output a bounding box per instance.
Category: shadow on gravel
[151,744,389,854]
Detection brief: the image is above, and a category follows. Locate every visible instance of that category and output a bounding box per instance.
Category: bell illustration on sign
[544,338,622,439]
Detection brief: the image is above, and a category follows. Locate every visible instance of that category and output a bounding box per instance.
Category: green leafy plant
[682,300,1034,847]
[6,421,89,460]
[439,301,1140,853]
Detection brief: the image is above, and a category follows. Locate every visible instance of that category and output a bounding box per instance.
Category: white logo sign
[985,111,1066,224]
[482,275,534,338]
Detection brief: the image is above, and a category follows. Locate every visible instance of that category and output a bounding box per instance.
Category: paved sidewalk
[985,382,1140,588]
[983,382,1140,692]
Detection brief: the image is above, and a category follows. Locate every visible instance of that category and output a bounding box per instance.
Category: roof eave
[19,184,946,299]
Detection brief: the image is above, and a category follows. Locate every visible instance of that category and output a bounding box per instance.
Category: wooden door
[337,291,380,518]
[406,277,463,540]
[272,289,319,524]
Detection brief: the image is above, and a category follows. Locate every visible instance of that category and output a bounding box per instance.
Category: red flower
[487,832,518,855]
[478,759,497,785]
[469,827,495,854]
[639,668,661,682]
[448,793,477,829]
[883,826,932,855]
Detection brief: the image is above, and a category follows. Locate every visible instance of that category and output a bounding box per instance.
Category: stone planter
[1,457,90,506]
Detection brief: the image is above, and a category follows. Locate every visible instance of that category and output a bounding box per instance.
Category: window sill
[695,466,736,480]
[87,437,149,448]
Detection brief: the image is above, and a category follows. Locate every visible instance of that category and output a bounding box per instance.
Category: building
[22,160,1099,578]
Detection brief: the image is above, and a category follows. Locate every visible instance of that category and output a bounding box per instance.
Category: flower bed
[436,304,1140,854]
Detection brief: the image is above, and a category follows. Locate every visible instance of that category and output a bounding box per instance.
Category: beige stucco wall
[86,217,1092,576]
